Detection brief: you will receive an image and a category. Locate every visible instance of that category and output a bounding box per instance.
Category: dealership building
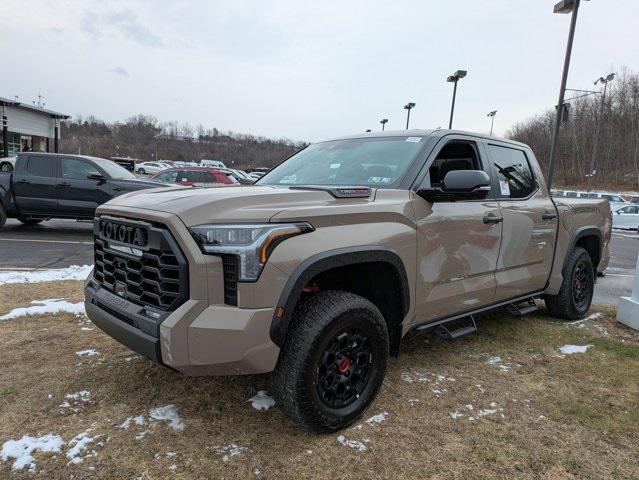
[1,96,70,157]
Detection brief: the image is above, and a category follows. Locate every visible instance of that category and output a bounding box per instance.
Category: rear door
[613,205,639,229]
[12,155,59,215]
[485,142,558,300]
[58,157,110,217]
[412,135,503,322]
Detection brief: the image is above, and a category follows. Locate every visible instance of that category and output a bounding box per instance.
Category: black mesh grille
[93,218,189,312]
[221,254,239,306]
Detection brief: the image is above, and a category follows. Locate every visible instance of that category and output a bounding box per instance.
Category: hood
[101,185,360,225]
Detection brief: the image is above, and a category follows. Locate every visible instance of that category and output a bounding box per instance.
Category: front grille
[221,254,239,306]
[93,217,189,312]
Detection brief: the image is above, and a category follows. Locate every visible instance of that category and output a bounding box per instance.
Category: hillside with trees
[507,68,639,191]
[60,115,306,170]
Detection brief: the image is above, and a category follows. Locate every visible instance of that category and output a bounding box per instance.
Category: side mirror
[87,172,105,182]
[418,170,492,203]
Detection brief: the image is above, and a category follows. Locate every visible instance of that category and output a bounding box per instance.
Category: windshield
[257,137,425,188]
[90,157,136,179]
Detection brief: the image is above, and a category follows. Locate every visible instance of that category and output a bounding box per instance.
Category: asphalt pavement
[0,218,636,305]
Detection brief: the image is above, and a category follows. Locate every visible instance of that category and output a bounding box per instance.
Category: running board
[435,315,477,340]
[507,299,538,316]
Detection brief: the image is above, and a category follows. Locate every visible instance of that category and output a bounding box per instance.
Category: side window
[204,172,218,183]
[488,145,536,199]
[62,158,99,179]
[156,171,177,183]
[423,140,483,189]
[27,156,56,177]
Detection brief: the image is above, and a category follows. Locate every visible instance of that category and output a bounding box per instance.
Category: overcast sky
[2,0,638,142]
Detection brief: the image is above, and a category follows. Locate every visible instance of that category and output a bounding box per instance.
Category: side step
[507,299,538,317]
[435,315,477,340]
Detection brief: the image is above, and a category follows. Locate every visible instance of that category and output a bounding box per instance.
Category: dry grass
[1,283,638,479]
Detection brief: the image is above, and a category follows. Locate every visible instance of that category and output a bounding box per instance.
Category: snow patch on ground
[336,435,368,452]
[59,390,92,413]
[66,431,102,465]
[76,349,100,357]
[0,265,92,285]
[215,444,247,461]
[1,434,64,471]
[559,344,593,355]
[365,412,388,425]
[568,312,604,325]
[0,299,85,320]
[401,371,455,396]
[149,405,185,431]
[119,415,146,430]
[247,391,275,411]
[486,355,511,372]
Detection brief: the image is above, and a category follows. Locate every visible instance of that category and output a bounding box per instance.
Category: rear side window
[488,145,536,199]
[27,156,56,177]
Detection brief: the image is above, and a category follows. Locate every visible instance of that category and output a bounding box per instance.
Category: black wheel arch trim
[564,226,602,273]
[269,246,410,349]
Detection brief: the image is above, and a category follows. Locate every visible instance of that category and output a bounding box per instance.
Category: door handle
[58,182,71,187]
[483,215,503,224]
[542,213,558,220]
[16,179,29,184]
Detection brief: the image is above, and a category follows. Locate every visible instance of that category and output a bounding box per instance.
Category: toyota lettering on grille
[100,220,148,247]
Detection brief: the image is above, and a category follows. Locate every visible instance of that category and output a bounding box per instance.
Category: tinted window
[27,156,56,177]
[155,171,178,183]
[488,145,535,199]
[89,158,135,179]
[425,140,483,189]
[619,206,638,214]
[62,158,99,179]
[203,172,218,183]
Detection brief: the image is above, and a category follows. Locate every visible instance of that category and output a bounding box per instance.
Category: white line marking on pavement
[0,238,93,245]
[612,233,638,239]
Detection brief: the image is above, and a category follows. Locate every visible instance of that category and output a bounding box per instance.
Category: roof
[324,128,528,148]
[0,96,70,119]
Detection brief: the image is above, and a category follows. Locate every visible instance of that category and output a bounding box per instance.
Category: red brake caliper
[338,357,351,374]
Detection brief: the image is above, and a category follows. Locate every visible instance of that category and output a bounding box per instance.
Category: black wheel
[272,290,388,433]
[17,217,43,225]
[137,168,146,175]
[0,204,6,228]
[545,247,594,320]
[0,162,13,173]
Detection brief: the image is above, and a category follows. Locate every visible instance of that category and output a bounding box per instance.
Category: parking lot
[0,218,636,305]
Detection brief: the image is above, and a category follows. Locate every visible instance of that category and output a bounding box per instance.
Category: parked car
[135,162,170,175]
[151,167,237,186]
[111,156,137,172]
[0,153,166,227]
[589,192,629,211]
[216,168,255,185]
[200,159,226,168]
[85,129,611,432]
[612,204,639,230]
[629,195,639,204]
[0,156,17,173]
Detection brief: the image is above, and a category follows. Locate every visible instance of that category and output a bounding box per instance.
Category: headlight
[189,223,314,281]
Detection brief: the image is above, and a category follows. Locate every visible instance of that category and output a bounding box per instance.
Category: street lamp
[380,118,388,131]
[546,0,587,191]
[447,70,467,129]
[403,103,415,130]
[487,110,497,136]
[586,72,615,192]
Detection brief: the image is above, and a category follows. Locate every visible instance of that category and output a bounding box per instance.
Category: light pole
[380,118,388,131]
[546,0,586,191]
[447,70,467,129]
[403,103,415,130]
[487,110,497,136]
[586,72,615,192]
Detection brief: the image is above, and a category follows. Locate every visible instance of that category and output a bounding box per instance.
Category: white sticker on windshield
[499,180,511,196]
[405,137,422,143]
[368,177,392,184]
[329,163,341,169]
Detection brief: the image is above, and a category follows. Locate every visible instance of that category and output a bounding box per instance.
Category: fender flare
[269,246,410,348]
[564,226,603,273]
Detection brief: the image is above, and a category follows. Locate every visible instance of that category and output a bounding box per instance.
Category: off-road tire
[545,247,594,320]
[0,204,7,228]
[17,217,43,225]
[272,290,389,433]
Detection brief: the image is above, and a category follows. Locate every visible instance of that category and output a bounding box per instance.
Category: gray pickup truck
[84,129,611,432]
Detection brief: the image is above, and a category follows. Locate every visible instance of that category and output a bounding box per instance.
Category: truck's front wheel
[545,247,594,320]
[272,290,389,433]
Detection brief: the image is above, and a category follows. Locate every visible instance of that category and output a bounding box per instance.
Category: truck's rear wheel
[0,204,6,228]
[545,247,594,320]
[272,290,388,433]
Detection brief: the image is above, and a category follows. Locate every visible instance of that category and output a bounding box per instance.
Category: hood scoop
[289,185,372,198]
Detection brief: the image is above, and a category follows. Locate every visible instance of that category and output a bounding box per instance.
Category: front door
[412,137,503,324]
[12,154,59,215]
[485,142,558,300]
[58,157,110,217]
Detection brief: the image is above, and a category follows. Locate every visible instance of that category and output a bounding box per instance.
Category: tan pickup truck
[84,129,611,432]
